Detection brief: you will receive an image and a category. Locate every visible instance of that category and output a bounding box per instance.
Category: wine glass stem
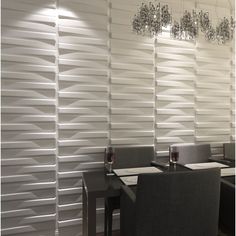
[108,162,112,173]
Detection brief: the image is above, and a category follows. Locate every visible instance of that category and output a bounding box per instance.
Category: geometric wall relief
[1,0,57,236]
[231,4,236,143]
[195,3,233,157]
[110,0,155,149]
[155,36,195,156]
[195,38,232,157]
[58,0,108,235]
[231,43,235,142]
[1,0,235,236]
[110,0,154,229]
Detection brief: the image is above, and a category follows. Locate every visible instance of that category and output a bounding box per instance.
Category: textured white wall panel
[155,35,195,155]
[195,34,232,156]
[231,45,235,141]
[110,0,154,147]
[1,0,235,236]
[1,1,57,236]
[58,0,108,235]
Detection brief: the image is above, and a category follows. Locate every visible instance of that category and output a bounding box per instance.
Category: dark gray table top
[83,169,123,198]
[82,164,191,197]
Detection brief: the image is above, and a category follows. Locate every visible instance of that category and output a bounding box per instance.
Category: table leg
[82,183,88,236]
[87,195,96,236]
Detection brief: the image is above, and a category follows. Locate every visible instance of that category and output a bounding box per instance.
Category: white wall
[1,0,235,236]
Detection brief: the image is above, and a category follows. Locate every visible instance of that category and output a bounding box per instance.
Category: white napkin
[221,168,235,177]
[113,166,162,176]
[120,176,138,186]
[185,162,229,170]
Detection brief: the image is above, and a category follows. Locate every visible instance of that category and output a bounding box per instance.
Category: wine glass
[106,147,115,175]
[169,146,179,169]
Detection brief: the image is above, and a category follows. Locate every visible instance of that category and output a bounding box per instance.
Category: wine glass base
[106,172,115,176]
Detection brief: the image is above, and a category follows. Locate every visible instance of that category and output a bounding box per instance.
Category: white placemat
[120,176,138,186]
[221,168,235,177]
[185,162,229,170]
[113,166,162,176]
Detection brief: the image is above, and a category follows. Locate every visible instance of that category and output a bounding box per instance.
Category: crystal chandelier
[132,2,235,44]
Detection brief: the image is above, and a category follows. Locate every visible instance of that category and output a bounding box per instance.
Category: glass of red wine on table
[169,146,179,169]
[105,146,115,175]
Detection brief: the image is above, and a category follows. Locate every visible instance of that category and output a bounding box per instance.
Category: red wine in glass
[107,147,114,163]
[171,151,179,164]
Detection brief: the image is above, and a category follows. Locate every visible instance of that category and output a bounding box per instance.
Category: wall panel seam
[55,0,59,235]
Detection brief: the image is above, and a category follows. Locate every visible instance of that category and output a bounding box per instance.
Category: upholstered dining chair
[169,143,211,165]
[219,177,235,235]
[104,146,155,236]
[120,168,221,236]
[223,143,235,161]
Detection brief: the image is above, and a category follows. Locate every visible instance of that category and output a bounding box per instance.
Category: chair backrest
[135,169,220,236]
[170,143,211,165]
[223,143,235,160]
[219,177,235,234]
[112,146,154,169]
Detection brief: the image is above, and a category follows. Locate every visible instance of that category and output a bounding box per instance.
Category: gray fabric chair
[219,177,235,235]
[170,143,211,165]
[223,143,235,161]
[104,146,155,236]
[120,168,221,236]
[113,146,155,169]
